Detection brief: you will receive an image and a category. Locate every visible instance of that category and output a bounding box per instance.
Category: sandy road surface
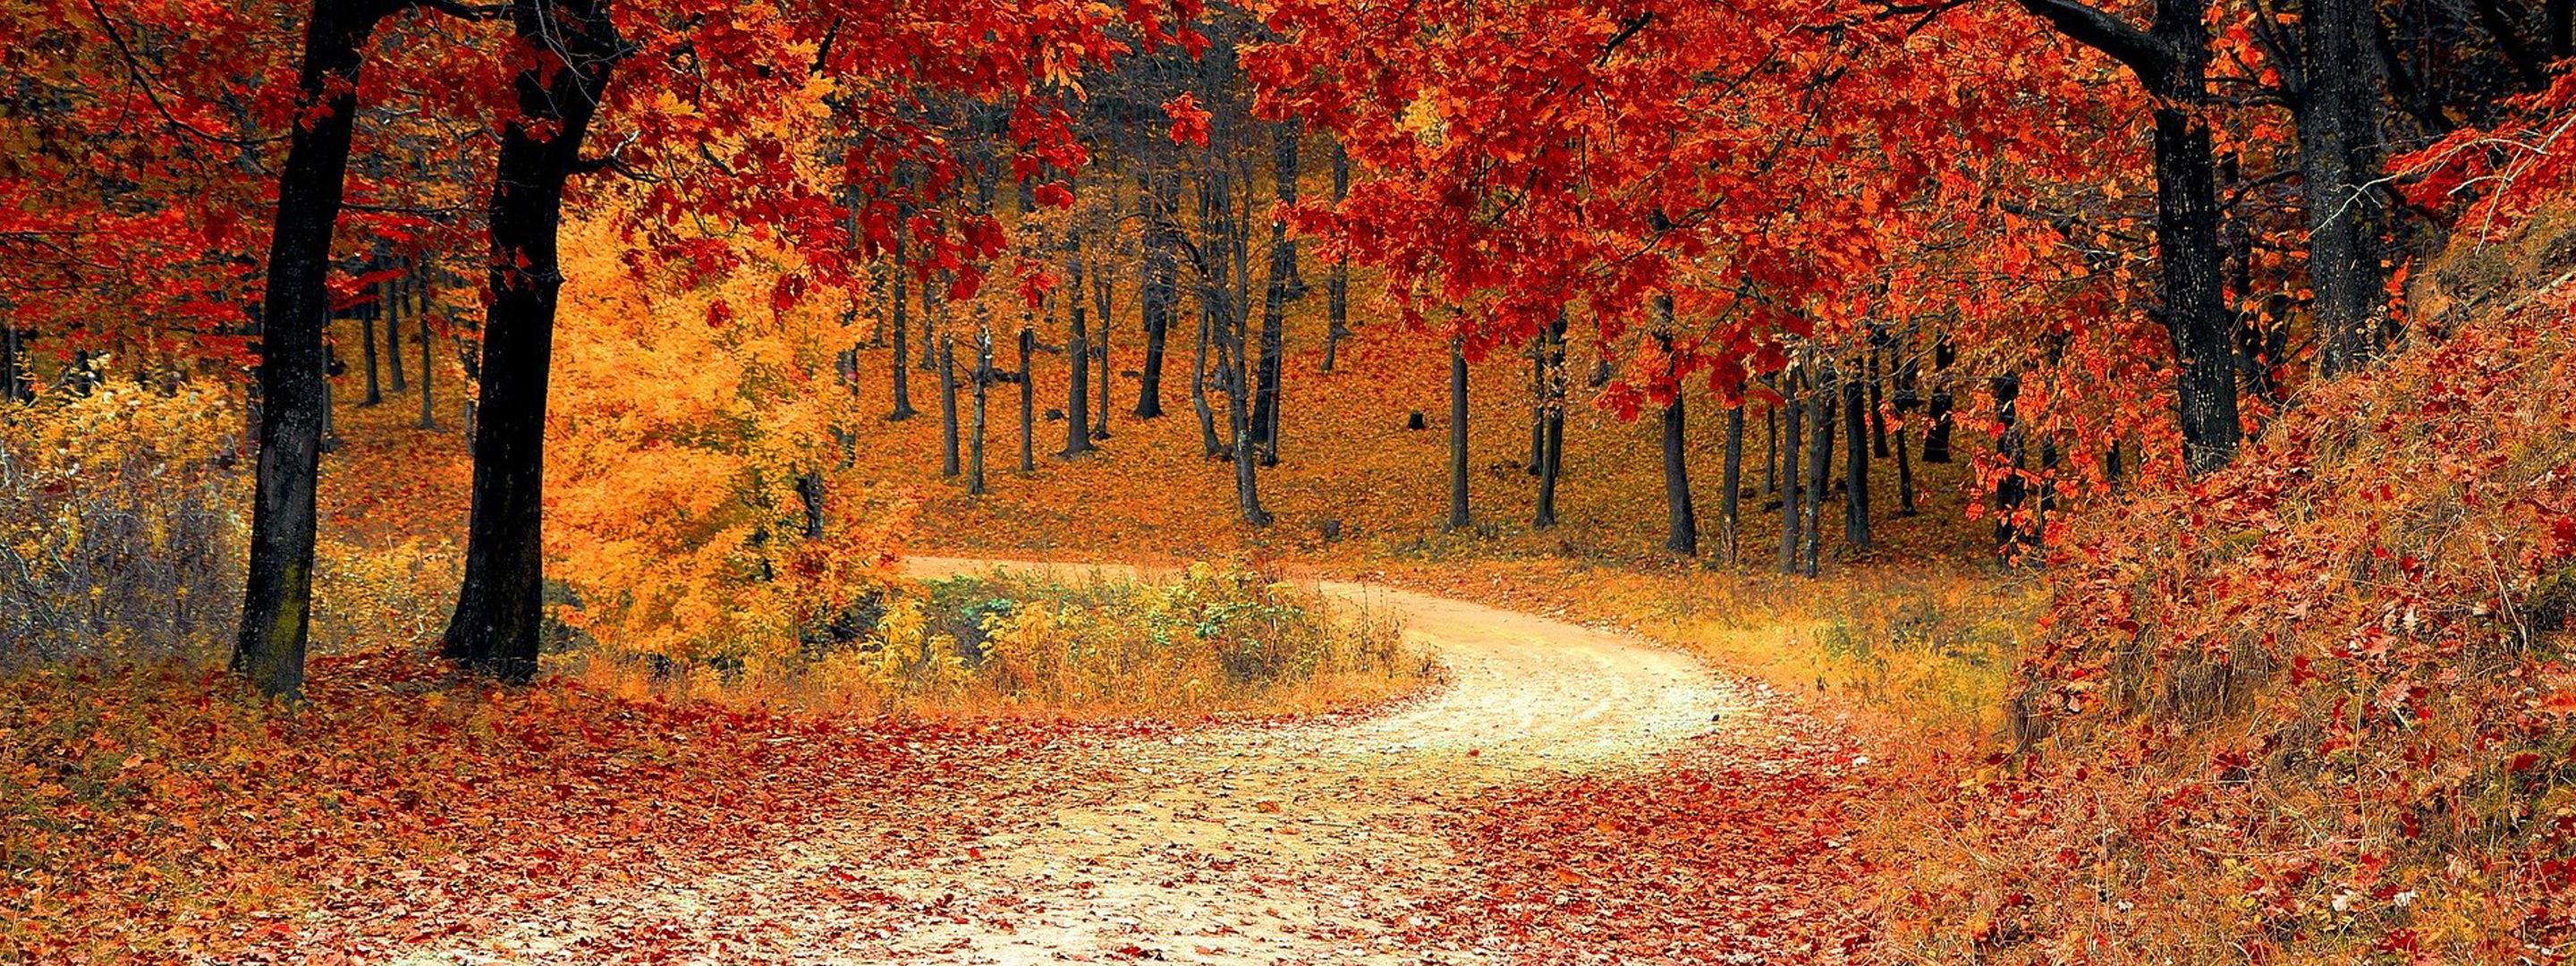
[398,557,1744,965]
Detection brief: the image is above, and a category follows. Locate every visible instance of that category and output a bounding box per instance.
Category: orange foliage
[1887,216,2576,962]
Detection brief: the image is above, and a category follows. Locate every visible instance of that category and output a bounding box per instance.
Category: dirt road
[399,557,1750,964]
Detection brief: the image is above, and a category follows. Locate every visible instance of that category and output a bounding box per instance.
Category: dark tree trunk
[1894,422,1918,516]
[2298,0,2388,377]
[358,300,382,405]
[1191,292,1222,457]
[1447,336,1470,532]
[1661,394,1697,555]
[1019,327,1036,471]
[443,0,620,684]
[918,260,938,372]
[416,283,435,430]
[1533,314,1566,529]
[969,327,989,495]
[1993,374,2030,564]
[795,470,826,540]
[1134,168,1180,419]
[939,332,960,478]
[1764,400,1778,494]
[1654,325,1696,555]
[1222,309,1269,526]
[236,0,391,699]
[2154,89,2240,474]
[1722,402,1744,562]
[1923,335,1954,462]
[1322,140,1352,373]
[1890,325,1919,515]
[1091,248,1114,441]
[1252,121,1298,464]
[888,207,916,421]
[1843,366,1870,548]
[1803,369,1830,578]
[1867,339,1887,458]
[1777,377,1804,576]
[385,273,406,392]
[0,325,20,403]
[2017,0,2239,473]
[1063,247,1093,458]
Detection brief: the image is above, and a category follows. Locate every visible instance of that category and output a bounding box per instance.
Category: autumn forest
[4,0,2575,961]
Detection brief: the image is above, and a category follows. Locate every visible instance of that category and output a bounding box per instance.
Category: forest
[3,0,2575,962]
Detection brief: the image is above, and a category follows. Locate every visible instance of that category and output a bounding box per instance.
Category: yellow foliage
[0,373,243,662]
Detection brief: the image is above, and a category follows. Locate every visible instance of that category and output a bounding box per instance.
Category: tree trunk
[1447,335,1470,532]
[918,263,938,373]
[1134,168,1179,419]
[1993,374,2029,564]
[1322,140,1352,373]
[1191,292,1222,458]
[2017,0,2240,472]
[1764,400,1777,494]
[969,326,989,495]
[358,299,382,405]
[2301,0,2388,377]
[1843,364,1870,549]
[1656,333,1696,555]
[888,208,916,420]
[0,324,19,403]
[1252,121,1297,464]
[1867,338,1887,458]
[443,0,619,684]
[416,284,435,430]
[1721,402,1744,562]
[794,470,826,540]
[939,331,960,478]
[1019,326,1036,471]
[2154,87,2241,474]
[1894,422,1918,516]
[1891,325,1919,515]
[1063,247,1093,457]
[385,273,406,392]
[1533,314,1565,529]
[1091,250,1114,441]
[1923,335,1954,462]
[1803,367,1829,578]
[1777,377,1803,575]
[1222,305,1269,527]
[235,0,391,699]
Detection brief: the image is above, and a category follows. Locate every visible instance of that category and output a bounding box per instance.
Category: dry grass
[561,562,1428,722]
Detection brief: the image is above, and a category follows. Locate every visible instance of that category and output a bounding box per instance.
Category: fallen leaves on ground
[1414,683,1884,964]
[0,647,1148,963]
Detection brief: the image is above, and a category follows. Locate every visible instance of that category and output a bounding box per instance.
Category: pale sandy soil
[394,557,1750,965]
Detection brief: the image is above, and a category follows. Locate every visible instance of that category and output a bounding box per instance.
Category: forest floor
[378,559,1882,965]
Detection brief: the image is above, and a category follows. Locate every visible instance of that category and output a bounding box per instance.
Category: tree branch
[2014,0,2168,80]
[408,0,508,21]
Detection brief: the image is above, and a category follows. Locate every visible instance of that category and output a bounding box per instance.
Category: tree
[1446,335,1469,532]
[2012,0,2241,474]
[237,0,432,699]
[442,0,623,682]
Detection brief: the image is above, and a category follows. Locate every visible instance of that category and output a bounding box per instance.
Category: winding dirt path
[399,558,1757,965]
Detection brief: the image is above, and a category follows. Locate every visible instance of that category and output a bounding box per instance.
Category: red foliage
[0,648,1128,962]
[1415,688,1884,963]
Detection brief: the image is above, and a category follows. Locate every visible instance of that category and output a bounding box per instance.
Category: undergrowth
[567,563,1424,719]
[1882,216,2576,963]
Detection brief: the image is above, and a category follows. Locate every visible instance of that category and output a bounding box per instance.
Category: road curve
[400,557,1743,965]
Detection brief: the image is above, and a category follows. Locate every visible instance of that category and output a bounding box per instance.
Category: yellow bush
[0,374,243,665]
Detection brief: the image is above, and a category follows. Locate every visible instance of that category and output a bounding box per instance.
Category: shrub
[0,377,243,666]
[614,562,1419,718]
[1888,218,2576,963]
